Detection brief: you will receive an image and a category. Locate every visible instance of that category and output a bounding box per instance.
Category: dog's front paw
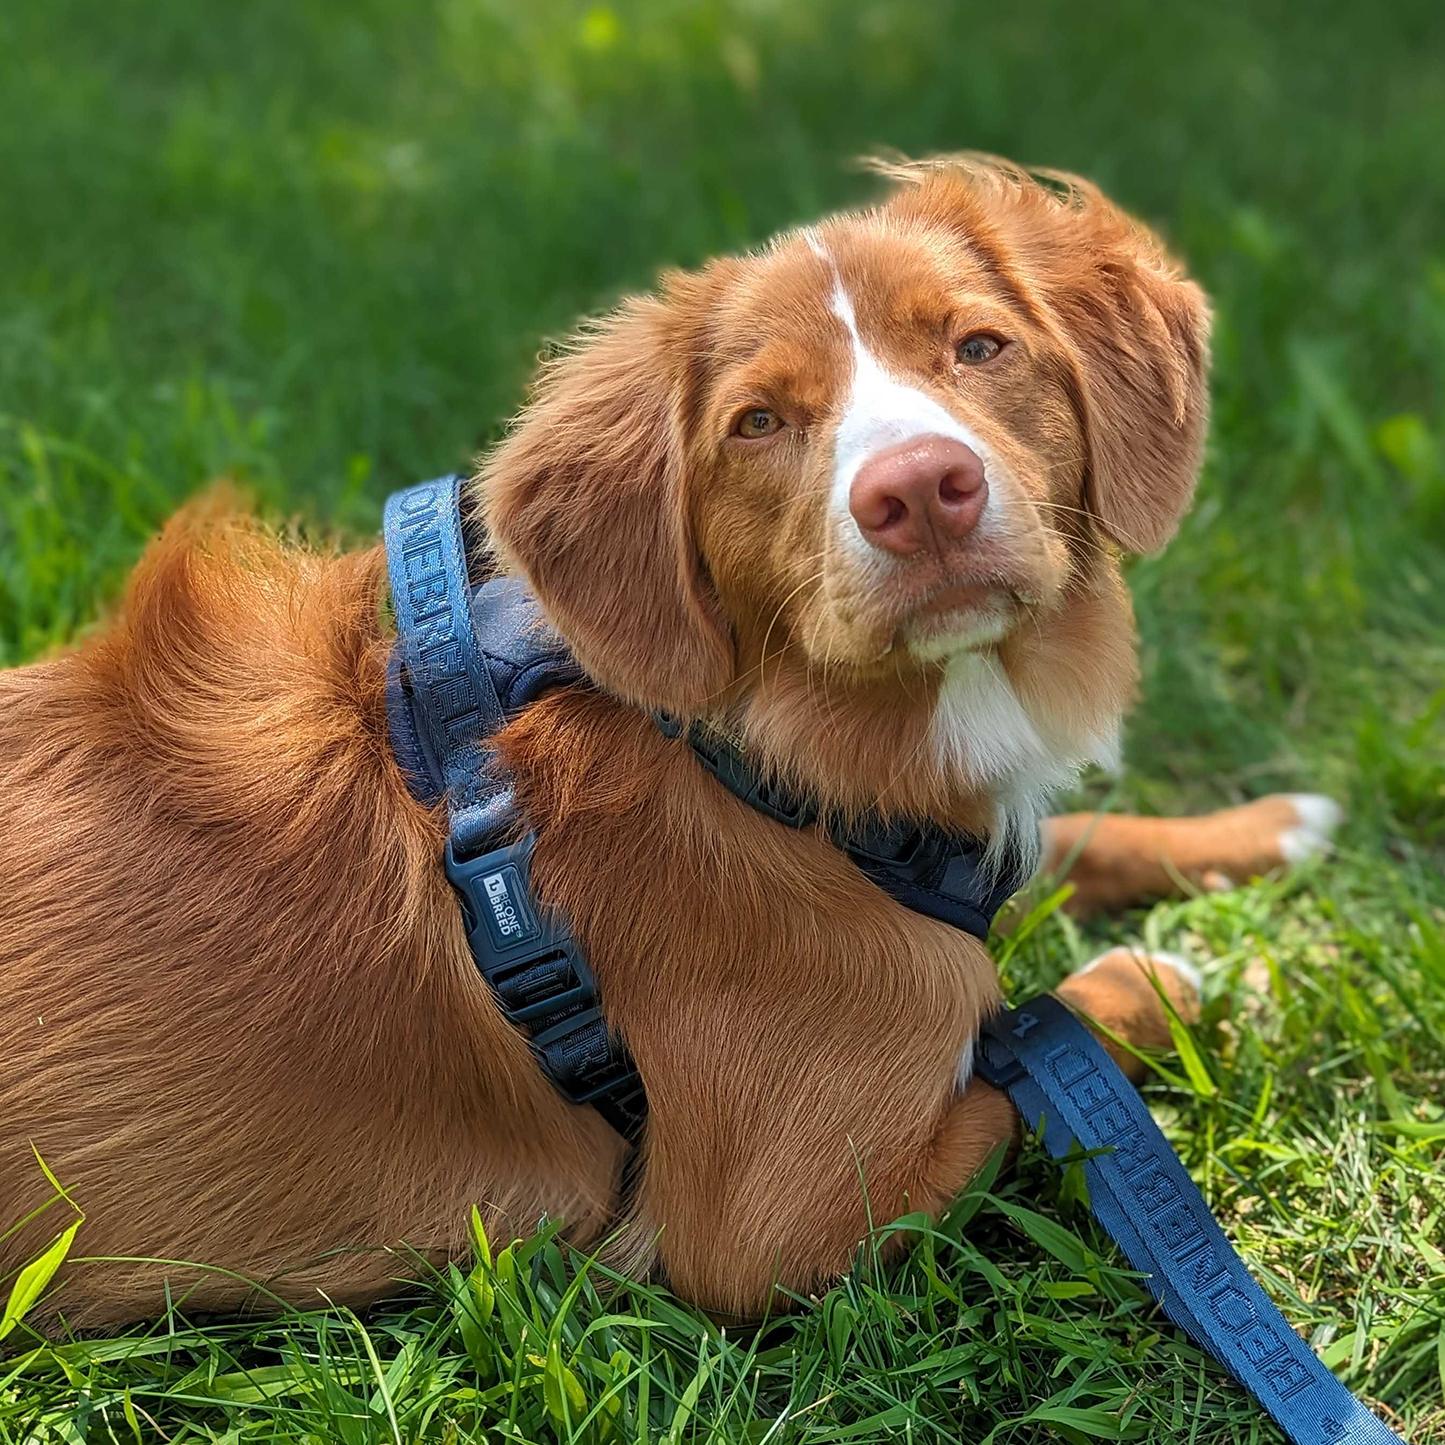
[1072,947,1202,1024]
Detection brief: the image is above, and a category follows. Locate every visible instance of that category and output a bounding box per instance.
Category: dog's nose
[848,435,987,557]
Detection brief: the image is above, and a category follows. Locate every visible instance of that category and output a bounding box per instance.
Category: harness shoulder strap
[978,996,1404,1445]
[384,477,646,1144]
[384,476,509,857]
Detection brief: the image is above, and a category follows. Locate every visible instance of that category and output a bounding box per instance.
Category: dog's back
[0,507,616,1327]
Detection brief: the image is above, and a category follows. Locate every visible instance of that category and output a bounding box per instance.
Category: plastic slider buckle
[843,819,936,872]
[445,833,598,1015]
[529,1006,631,1102]
[492,955,594,1028]
[584,1070,647,1120]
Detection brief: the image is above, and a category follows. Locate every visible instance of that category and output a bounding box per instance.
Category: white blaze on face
[806,233,995,563]
[802,235,1106,827]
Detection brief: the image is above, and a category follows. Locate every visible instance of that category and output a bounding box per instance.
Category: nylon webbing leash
[977,995,1406,1445]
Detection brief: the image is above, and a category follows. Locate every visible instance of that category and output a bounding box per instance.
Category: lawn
[2,0,1443,1439]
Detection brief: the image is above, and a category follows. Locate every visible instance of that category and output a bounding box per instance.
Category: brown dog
[0,156,1339,1330]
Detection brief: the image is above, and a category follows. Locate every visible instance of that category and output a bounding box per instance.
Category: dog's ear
[1030,186,1212,554]
[881,157,1211,553]
[479,290,734,714]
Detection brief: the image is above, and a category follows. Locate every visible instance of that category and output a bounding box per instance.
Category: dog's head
[481,156,1209,826]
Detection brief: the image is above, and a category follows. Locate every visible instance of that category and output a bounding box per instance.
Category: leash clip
[974,1014,1029,1089]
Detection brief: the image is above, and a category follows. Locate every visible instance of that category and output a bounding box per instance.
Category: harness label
[474,864,540,952]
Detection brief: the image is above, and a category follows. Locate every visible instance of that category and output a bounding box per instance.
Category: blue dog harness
[383,474,1027,1143]
[383,476,1404,1443]
[384,475,647,1142]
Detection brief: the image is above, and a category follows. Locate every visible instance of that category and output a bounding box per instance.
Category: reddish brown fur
[485,155,1209,823]
[0,507,622,1325]
[879,157,1210,554]
[0,159,1285,1330]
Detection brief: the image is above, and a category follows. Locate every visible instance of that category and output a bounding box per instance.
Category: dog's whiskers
[757,568,828,696]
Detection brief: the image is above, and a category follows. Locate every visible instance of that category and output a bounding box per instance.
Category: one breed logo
[482,870,526,940]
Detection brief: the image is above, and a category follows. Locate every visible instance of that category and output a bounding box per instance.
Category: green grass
[2,0,1443,1439]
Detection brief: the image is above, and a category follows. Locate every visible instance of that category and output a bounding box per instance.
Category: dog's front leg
[1040,796,1342,917]
[922,946,1201,1199]
[642,950,1199,1320]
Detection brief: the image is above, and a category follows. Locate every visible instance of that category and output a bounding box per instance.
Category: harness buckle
[843,818,953,877]
[447,833,558,947]
[973,1017,1029,1089]
[529,1005,628,1100]
[445,834,644,1130]
[445,835,600,1027]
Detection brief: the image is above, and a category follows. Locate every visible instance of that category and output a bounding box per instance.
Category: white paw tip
[1279,793,1344,864]
[1147,949,1203,996]
[1073,947,1201,995]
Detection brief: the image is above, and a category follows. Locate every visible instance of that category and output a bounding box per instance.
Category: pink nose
[848,435,987,557]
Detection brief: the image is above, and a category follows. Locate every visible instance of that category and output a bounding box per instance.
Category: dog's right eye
[956,332,1005,366]
[735,408,785,439]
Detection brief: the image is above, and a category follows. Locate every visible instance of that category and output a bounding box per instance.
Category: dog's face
[483,158,1210,820]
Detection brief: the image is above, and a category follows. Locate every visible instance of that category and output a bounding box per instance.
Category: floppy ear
[478,292,734,714]
[878,157,1211,553]
[1037,193,1212,554]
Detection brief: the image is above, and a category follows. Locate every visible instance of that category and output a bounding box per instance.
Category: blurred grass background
[1,0,1442,1440]
[2,0,1443,832]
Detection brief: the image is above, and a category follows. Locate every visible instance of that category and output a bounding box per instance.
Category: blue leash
[977,996,1406,1444]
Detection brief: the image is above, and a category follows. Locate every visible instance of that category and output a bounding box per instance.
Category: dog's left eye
[956,333,1004,366]
[735,408,785,439]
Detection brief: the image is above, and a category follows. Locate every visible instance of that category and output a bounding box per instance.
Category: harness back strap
[384,477,646,1144]
[978,996,1405,1445]
[384,477,510,859]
